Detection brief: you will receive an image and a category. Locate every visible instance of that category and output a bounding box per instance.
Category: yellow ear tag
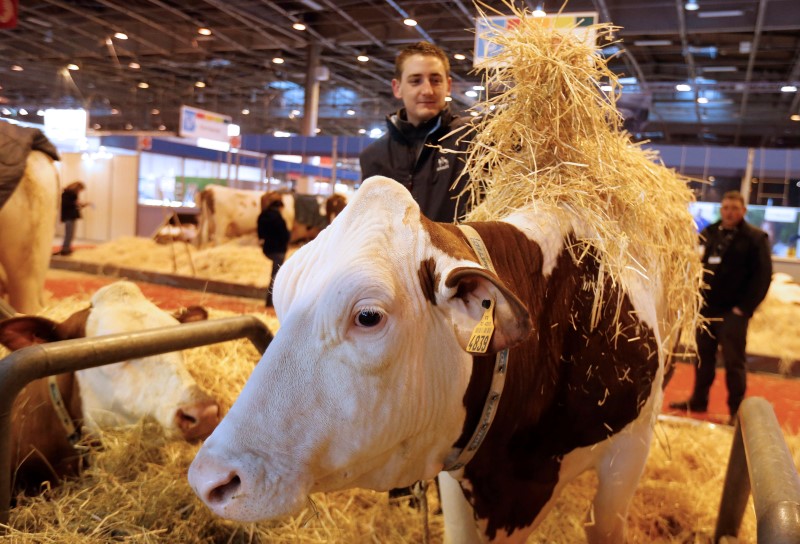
[466,299,495,354]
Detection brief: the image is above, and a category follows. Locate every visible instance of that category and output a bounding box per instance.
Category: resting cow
[189,176,667,542]
[0,124,60,314]
[0,281,220,491]
[195,184,346,245]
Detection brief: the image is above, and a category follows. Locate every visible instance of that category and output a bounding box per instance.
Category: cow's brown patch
[417,258,438,306]
[441,224,659,540]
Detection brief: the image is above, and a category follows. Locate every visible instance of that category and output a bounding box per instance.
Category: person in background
[257,193,290,308]
[359,41,474,223]
[58,181,87,256]
[670,190,772,424]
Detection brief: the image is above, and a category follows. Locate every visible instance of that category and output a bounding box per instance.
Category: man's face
[720,197,746,228]
[392,54,451,127]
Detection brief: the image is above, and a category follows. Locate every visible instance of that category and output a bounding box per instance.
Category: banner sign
[0,0,18,29]
[179,105,232,142]
[474,11,598,67]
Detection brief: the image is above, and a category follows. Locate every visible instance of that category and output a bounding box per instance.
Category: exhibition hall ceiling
[1,0,800,147]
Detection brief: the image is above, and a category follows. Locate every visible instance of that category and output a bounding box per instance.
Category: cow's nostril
[208,474,241,505]
[177,408,197,425]
[176,402,221,441]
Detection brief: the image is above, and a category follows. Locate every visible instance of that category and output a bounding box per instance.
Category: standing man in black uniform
[359,41,473,223]
[670,191,772,423]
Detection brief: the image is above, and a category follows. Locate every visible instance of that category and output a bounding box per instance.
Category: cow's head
[189,176,532,521]
[0,281,220,441]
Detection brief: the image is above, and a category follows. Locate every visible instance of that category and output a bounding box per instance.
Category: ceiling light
[403,18,417,26]
[36,109,44,116]
[315,128,321,134]
[470,111,479,116]
[684,0,699,11]
[110,108,120,114]
[19,108,27,115]
[93,123,101,129]
[195,81,206,88]
[357,54,369,62]
[292,22,306,31]
[633,40,672,47]
[358,128,366,134]
[242,108,250,115]
[675,84,692,92]
[465,90,478,98]
[159,124,167,130]
[702,66,737,72]
[346,109,355,116]
[1,108,11,116]
[272,56,285,64]
[600,84,613,92]
[697,97,709,104]
[791,114,800,121]
[198,27,212,36]
[473,85,485,91]
[125,123,133,130]
[128,62,140,69]
[11,65,23,71]
[532,3,546,17]
[114,32,128,40]
[67,64,79,71]
[698,10,744,18]
[151,108,160,115]
[444,96,452,102]
[137,82,149,89]
[781,85,798,93]
[454,53,466,61]
[291,109,301,116]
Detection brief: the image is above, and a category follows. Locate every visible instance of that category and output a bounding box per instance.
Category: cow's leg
[585,415,655,544]
[439,471,483,544]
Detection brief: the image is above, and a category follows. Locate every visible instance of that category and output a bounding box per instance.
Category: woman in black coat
[257,193,290,307]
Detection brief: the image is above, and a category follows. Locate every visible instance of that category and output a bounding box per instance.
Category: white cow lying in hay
[0,124,60,314]
[0,281,220,492]
[189,177,669,543]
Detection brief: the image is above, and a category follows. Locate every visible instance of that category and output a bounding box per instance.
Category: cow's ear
[441,266,532,353]
[173,305,209,323]
[0,316,62,351]
[55,306,91,339]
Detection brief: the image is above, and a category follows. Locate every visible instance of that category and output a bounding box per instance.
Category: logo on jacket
[436,155,450,172]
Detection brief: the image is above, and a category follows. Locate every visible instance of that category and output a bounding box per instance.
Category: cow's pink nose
[176,400,220,441]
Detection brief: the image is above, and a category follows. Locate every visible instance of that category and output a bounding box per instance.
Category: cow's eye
[355,308,383,328]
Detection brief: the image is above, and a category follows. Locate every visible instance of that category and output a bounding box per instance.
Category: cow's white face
[189,177,532,521]
[76,282,218,440]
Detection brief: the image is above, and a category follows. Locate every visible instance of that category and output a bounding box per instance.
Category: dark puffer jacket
[359,108,474,223]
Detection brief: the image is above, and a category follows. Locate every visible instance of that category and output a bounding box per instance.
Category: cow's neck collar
[47,375,81,446]
[443,224,510,472]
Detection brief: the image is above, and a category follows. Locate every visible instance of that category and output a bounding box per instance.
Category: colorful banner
[0,0,18,29]
[474,11,598,67]
[179,105,232,142]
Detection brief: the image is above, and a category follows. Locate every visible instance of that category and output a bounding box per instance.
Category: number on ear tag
[466,299,495,354]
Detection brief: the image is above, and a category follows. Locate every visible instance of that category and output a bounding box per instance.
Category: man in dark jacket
[257,193,290,308]
[670,191,772,423]
[359,41,473,223]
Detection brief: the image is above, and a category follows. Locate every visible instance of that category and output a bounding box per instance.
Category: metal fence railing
[715,397,800,543]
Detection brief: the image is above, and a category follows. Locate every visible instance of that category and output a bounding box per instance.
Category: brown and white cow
[195,184,346,246]
[188,176,671,543]
[0,149,59,314]
[0,281,220,491]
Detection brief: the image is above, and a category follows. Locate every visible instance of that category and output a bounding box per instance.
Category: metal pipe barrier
[715,397,800,543]
[0,315,271,527]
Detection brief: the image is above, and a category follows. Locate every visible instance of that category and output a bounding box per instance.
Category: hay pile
[748,294,800,372]
[2,295,798,542]
[460,1,703,352]
[68,237,277,288]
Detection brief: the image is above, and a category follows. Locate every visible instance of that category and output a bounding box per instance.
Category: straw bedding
[458,1,704,355]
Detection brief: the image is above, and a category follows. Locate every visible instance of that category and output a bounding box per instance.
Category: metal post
[714,397,800,543]
[714,419,751,541]
[0,315,271,527]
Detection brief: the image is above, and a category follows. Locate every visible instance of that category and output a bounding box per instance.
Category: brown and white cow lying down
[0,281,220,492]
[189,177,667,543]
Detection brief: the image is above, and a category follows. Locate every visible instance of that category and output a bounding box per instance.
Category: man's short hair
[394,41,450,80]
[722,190,745,206]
